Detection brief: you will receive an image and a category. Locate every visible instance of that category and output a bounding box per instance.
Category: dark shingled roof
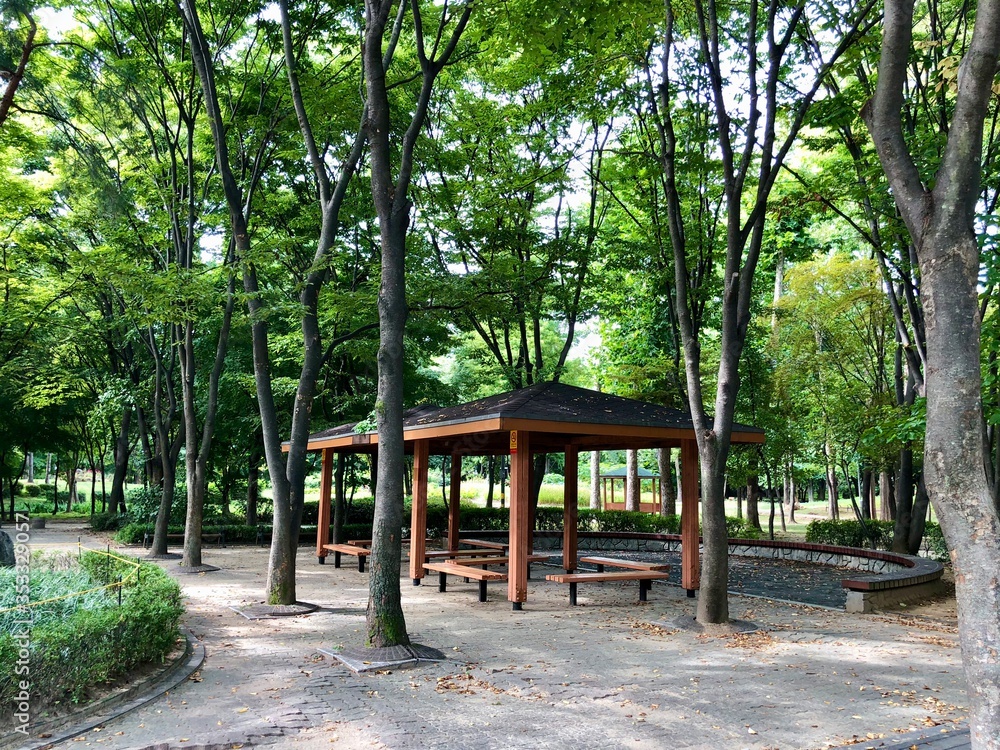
[304,382,764,442]
[306,403,442,442]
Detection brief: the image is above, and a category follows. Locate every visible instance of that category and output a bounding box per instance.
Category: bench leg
[413,578,421,586]
[358,556,365,573]
[334,551,342,568]
[478,579,488,603]
[686,589,695,598]
[639,579,649,602]
[569,582,577,606]
[318,556,325,565]
[439,571,447,592]
[596,563,605,573]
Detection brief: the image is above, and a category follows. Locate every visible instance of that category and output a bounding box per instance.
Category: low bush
[20,483,42,498]
[0,552,183,712]
[805,519,896,549]
[923,522,948,561]
[89,512,127,532]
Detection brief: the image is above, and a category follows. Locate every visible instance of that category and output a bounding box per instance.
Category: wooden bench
[423,562,506,602]
[454,554,551,579]
[545,570,671,606]
[458,538,509,551]
[143,529,225,549]
[578,556,671,573]
[423,548,505,561]
[322,543,371,572]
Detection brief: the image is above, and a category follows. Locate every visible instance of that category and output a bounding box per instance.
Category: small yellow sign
[510,430,518,454]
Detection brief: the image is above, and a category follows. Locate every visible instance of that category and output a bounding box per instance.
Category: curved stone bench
[459,529,946,613]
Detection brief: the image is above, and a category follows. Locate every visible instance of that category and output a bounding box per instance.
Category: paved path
[20,522,968,750]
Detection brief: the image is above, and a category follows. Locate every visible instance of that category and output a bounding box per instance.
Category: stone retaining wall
[460,529,946,613]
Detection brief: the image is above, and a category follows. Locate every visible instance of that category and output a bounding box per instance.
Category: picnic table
[547,556,672,605]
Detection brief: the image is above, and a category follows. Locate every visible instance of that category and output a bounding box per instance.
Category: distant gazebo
[601,466,661,513]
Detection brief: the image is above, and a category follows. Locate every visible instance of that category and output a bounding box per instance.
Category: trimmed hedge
[805,519,897,549]
[0,553,183,712]
[114,505,764,545]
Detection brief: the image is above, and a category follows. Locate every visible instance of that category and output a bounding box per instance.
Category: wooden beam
[681,439,700,594]
[316,448,334,563]
[508,430,531,608]
[409,440,430,584]
[448,454,462,551]
[563,446,578,572]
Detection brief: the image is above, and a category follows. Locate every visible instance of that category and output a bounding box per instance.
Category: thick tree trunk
[892,447,915,553]
[907,474,930,555]
[879,470,893,521]
[919,227,1000,746]
[625,450,640,511]
[697,451,729,623]
[659,448,676,516]
[109,408,132,515]
[590,451,601,510]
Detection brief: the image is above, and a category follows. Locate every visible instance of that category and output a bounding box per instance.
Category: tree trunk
[659,448,676,516]
[26,453,33,484]
[486,455,495,509]
[860,468,873,520]
[697,455,729,623]
[109,408,132,515]
[746,474,761,530]
[862,0,1000,737]
[44,453,51,485]
[879,470,893,521]
[892,447,915,553]
[625,450,640,511]
[52,456,59,514]
[590,451,601,510]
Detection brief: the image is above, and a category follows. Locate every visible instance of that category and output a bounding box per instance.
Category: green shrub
[124,485,164,522]
[90,512,126,532]
[805,519,895,549]
[726,517,763,540]
[20,483,42,497]
[923,522,949,561]
[0,552,183,711]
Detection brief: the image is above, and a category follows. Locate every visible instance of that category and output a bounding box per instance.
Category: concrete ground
[21,521,967,750]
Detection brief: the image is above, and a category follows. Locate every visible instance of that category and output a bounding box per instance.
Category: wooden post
[316,448,334,563]
[681,439,700,595]
[448,454,462,551]
[563,446,578,572]
[409,440,430,585]
[508,430,531,609]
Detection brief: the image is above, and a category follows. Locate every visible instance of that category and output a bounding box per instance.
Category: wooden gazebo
[302,382,765,609]
[601,466,661,513]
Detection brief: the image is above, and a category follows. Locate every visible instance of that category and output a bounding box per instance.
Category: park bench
[423,561,506,603]
[423,548,506,562]
[143,527,225,550]
[454,554,551,579]
[321,543,371,572]
[457,538,508,551]
[545,570,671,606]
[578,556,671,573]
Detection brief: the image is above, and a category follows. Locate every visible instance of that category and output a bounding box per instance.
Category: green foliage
[805,519,896,549]
[0,552,183,710]
[89,511,127,531]
[923,522,948,562]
